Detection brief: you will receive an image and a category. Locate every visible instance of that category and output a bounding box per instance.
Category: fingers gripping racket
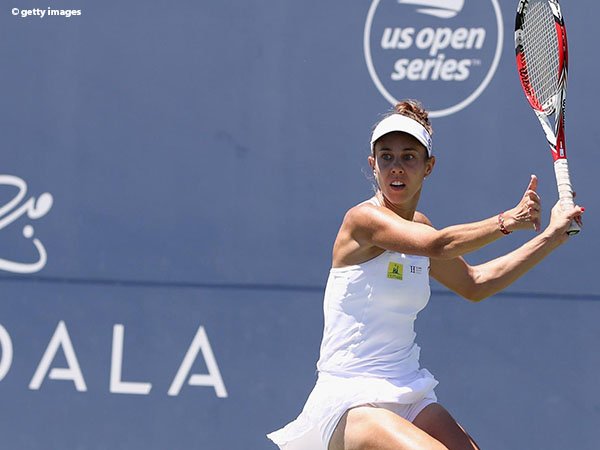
[515,0,580,234]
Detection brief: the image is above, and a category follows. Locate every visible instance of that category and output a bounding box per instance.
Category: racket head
[515,0,568,116]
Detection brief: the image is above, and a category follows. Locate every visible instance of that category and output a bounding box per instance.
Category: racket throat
[555,115,566,158]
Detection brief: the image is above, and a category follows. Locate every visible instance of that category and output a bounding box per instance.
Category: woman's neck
[376,191,420,221]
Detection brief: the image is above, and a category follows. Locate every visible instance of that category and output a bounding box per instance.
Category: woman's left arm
[427,201,583,302]
[431,233,561,301]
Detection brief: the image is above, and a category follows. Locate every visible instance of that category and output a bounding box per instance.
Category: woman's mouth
[390,181,405,190]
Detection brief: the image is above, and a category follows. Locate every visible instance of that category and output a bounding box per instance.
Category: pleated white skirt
[267,369,438,450]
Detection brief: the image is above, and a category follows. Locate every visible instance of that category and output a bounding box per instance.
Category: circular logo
[364,0,504,118]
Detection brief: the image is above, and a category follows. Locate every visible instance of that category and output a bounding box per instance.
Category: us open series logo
[364,0,504,117]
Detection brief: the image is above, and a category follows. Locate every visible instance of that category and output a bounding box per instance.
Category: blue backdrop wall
[1,1,598,449]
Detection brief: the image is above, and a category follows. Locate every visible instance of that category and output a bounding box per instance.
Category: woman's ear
[425,155,436,177]
[368,155,375,171]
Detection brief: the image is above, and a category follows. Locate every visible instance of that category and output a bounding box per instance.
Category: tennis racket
[515,0,579,235]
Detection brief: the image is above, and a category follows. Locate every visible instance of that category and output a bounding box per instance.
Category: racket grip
[553,159,580,235]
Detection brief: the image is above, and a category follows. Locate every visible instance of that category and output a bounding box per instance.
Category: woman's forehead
[374,132,426,151]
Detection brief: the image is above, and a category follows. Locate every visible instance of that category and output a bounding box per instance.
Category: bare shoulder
[342,199,408,236]
[336,203,442,264]
[413,211,435,228]
[333,200,385,267]
[343,200,382,228]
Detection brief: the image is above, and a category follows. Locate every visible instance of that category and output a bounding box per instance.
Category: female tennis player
[267,100,584,450]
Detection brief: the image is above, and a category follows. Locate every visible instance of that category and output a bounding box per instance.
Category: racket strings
[521,1,560,111]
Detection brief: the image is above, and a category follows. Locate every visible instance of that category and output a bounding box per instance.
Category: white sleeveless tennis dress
[267,211,438,449]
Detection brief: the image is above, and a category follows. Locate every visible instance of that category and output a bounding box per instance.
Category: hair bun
[394,100,432,136]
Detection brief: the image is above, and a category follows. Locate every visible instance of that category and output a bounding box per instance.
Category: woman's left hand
[505,174,542,232]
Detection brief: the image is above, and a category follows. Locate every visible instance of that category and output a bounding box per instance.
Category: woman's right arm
[349,176,542,259]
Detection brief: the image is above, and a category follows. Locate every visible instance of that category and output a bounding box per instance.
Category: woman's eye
[381,154,392,161]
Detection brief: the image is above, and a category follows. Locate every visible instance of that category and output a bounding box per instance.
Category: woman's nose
[391,161,404,173]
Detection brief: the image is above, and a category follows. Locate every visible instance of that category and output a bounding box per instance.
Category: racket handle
[553,159,580,235]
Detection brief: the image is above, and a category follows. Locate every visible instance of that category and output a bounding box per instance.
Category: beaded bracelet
[498,212,512,235]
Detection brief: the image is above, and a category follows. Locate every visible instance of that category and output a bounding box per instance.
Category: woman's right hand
[505,175,542,232]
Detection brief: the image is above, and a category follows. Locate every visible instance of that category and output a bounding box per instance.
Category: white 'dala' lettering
[17,322,228,398]
[0,175,53,273]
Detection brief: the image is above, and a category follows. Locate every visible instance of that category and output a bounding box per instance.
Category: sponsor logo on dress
[410,265,423,274]
[387,262,404,280]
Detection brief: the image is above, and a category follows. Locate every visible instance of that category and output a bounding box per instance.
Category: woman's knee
[343,407,387,449]
[413,404,479,450]
[329,408,375,450]
[330,406,448,450]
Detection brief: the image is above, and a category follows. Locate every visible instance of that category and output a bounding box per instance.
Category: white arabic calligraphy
[0,175,53,273]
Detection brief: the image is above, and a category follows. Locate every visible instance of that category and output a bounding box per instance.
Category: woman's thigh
[412,403,480,450]
[328,405,449,450]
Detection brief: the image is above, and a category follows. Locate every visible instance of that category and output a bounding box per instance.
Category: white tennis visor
[370,114,433,157]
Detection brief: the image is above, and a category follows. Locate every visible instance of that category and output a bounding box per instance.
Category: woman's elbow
[462,286,492,303]
[460,282,490,302]
[430,241,461,260]
[463,291,488,303]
